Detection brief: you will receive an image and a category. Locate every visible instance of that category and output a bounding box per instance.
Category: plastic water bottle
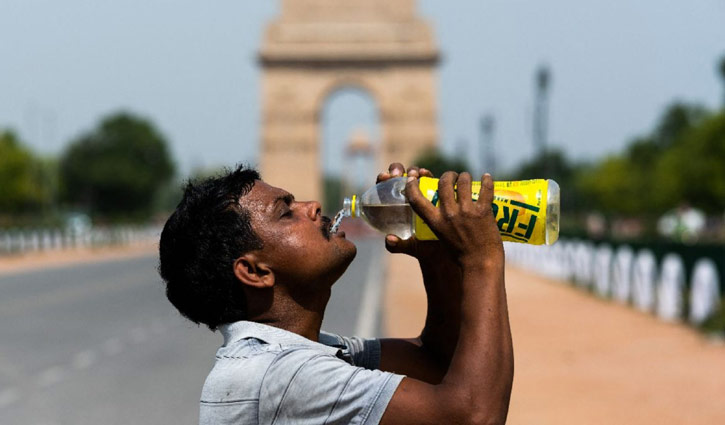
[331,177,559,245]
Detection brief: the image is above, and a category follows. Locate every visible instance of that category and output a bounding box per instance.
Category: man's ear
[233,253,274,289]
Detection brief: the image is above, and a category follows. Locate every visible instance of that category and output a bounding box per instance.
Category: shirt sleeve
[319,331,382,370]
[259,348,404,425]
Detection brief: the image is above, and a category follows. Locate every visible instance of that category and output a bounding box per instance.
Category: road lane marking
[354,249,387,338]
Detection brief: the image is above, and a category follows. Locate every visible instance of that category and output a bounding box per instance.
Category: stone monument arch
[259,0,440,201]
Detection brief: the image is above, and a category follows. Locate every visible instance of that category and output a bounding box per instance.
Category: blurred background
[1,0,724,424]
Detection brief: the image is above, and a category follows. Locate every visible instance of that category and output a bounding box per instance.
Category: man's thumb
[384,235,417,254]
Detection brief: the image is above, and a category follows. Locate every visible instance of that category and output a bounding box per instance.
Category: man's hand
[405,170,504,268]
[375,162,449,262]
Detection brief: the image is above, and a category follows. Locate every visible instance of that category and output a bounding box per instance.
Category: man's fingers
[457,172,473,208]
[378,163,406,183]
[385,234,417,254]
[419,168,434,178]
[438,171,459,214]
[479,173,495,207]
[380,164,430,182]
[405,176,438,224]
[388,163,405,177]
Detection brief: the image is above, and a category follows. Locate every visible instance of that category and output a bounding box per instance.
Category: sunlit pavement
[0,236,383,425]
[383,251,725,425]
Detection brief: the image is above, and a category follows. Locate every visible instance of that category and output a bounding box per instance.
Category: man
[159,163,513,425]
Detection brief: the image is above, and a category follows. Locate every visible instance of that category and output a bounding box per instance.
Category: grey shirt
[199,321,404,425]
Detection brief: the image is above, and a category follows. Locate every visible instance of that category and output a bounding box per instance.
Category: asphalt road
[0,237,383,425]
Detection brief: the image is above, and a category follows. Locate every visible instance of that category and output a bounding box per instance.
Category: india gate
[258,0,440,201]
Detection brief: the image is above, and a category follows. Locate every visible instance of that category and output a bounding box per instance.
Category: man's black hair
[158,165,262,330]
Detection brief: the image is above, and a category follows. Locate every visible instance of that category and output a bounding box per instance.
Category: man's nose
[304,201,322,220]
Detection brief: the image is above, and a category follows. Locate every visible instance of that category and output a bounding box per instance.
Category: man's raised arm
[377,164,463,383]
[380,172,514,425]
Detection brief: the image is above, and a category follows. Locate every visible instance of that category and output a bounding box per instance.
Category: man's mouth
[321,216,344,240]
[321,216,332,240]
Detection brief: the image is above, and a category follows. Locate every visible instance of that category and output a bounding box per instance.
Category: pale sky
[1,0,724,178]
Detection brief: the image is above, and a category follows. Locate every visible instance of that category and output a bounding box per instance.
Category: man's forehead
[241,180,292,210]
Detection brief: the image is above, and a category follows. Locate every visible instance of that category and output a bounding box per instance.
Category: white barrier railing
[505,239,724,327]
[0,226,161,256]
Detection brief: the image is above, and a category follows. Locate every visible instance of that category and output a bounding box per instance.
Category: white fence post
[656,254,685,322]
[593,244,613,297]
[574,242,594,288]
[632,250,657,313]
[612,246,634,304]
[689,259,721,325]
[500,238,723,329]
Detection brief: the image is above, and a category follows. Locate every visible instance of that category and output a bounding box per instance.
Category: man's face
[241,180,357,289]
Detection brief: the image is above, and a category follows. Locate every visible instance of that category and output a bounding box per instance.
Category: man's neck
[247,287,330,342]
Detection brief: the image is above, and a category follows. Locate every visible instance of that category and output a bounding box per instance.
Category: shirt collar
[218,321,342,357]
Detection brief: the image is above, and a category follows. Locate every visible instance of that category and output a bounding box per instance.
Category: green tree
[653,112,725,213]
[651,102,706,149]
[60,112,175,220]
[577,155,650,215]
[511,149,573,182]
[625,136,659,165]
[576,103,710,217]
[0,130,50,215]
[413,147,469,177]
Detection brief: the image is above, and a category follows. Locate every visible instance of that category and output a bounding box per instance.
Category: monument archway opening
[320,86,380,213]
[258,0,440,202]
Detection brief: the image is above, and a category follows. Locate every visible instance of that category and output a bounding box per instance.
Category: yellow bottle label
[414,177,549,245]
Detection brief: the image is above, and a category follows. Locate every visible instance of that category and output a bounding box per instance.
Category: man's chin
[338,238,357,262]
[328,240,357,283]
[329,229,355,250]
